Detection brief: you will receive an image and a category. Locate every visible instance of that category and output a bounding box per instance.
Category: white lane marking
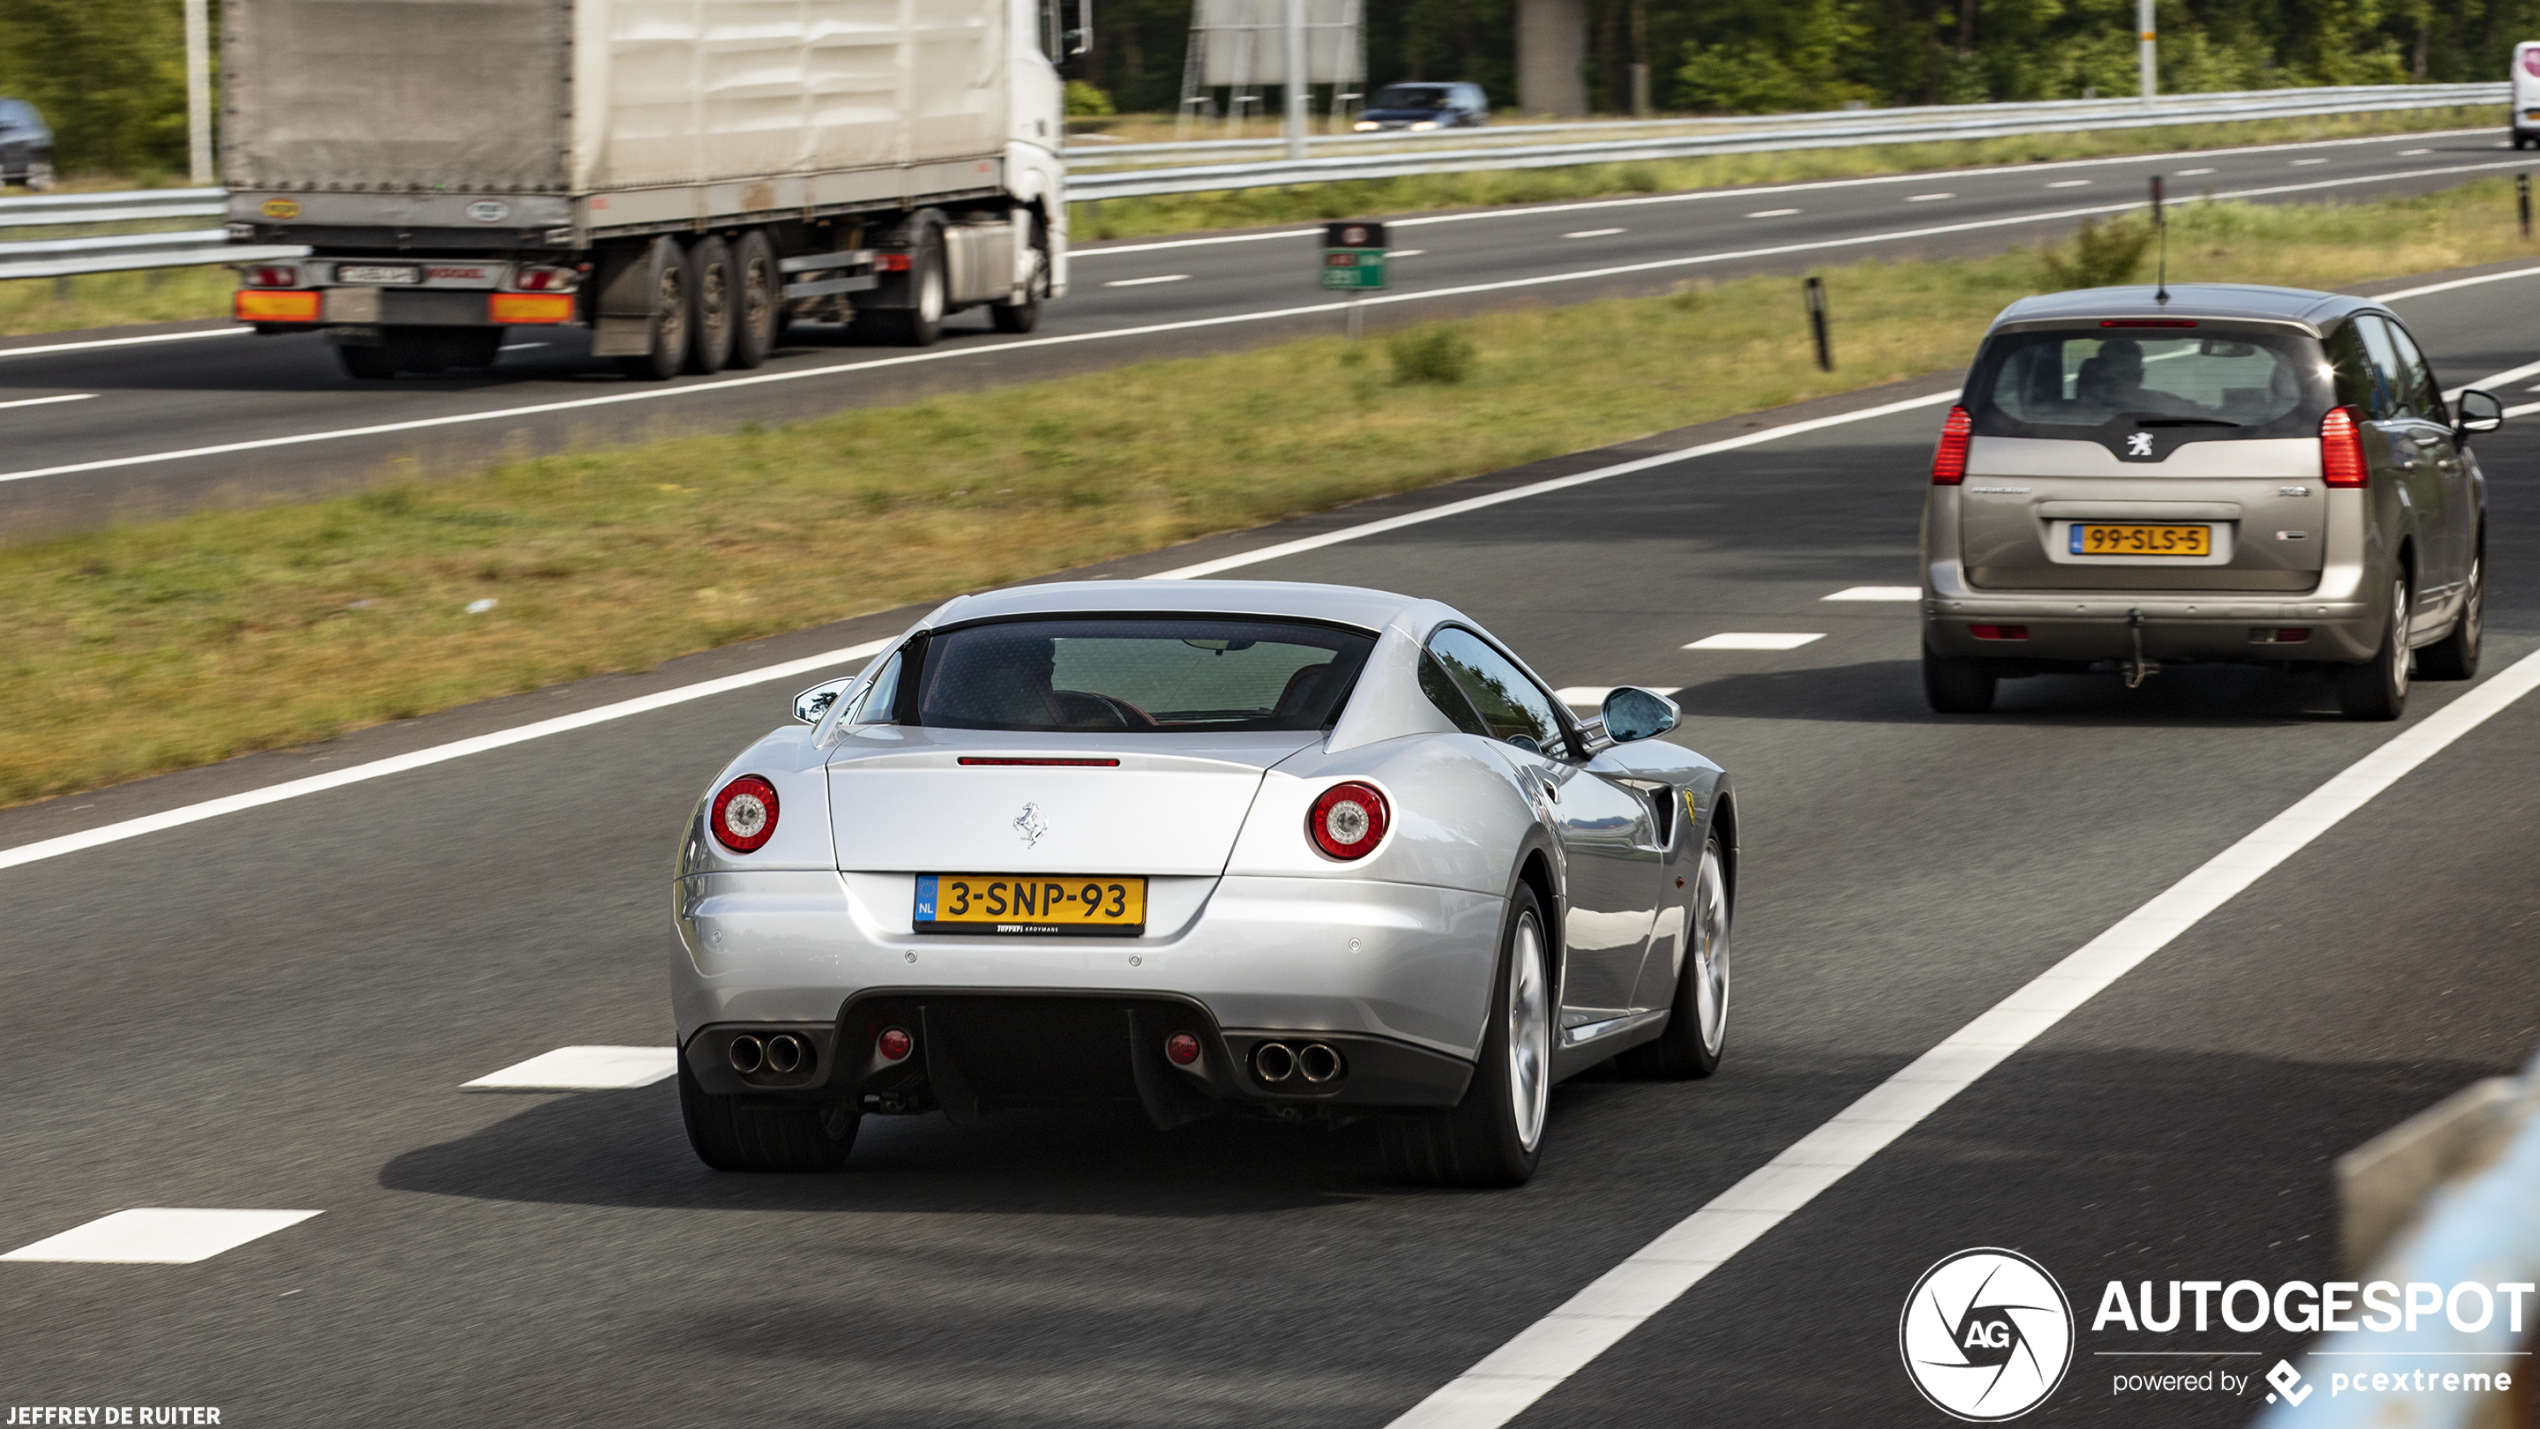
[1103,274,1191,287]
[0,328,248,363]
[1388,645,2540,1429]
[1071,128,2497,256]
[1685,632,1823,650]
[2374,264,2540,301]
[1153,388,1959,580]
[1554,686,1681,707]
[2291,157,2331,166]
[3,1209,321,1264]
[1562,227,1627,238]
[0,639,889,874]
[463,1046,677,1091]
[1821,585,1921,601]
[1905,192,1954,202]
[2046,179,2093,188]
[1392,249,1426,257]
[2177,167,2217,176]
[2445,357,2540,402]
[0,393,96,411]
[4,157,2527,491]
[1744,208,1801,218]
[0,393,1960,870]
[2398,148,2432,156]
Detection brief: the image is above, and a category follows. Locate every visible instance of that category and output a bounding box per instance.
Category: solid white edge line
[2375,265,2540,302]
[1149,389,1962,580]
[0,393,96,411]
[2446,354,2540,403]
[2,156,2524,491]
[461,1045,679,1091]
[1385,646,2540,1429]
[1,1208,324,1264]
[0,328,248,362]
[1072,126,2497,256]
[0,639,890,875]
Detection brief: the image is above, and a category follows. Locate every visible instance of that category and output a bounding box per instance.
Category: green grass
[0,264,234,337]
[1069,105,2497,242]
[3,177,2534,806]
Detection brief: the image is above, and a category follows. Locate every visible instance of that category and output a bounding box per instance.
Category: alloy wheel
[1690,844,1731,1057]
[1506,911,1551,1153]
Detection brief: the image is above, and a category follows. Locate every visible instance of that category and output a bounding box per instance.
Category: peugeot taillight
[709,775,780,852]
[1307,781,1390,860]
[2320,405,2368,487]
[1931,405,1973,485]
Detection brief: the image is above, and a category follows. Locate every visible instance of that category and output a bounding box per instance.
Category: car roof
[921,579,1440,635]
[1989,283,2373,335]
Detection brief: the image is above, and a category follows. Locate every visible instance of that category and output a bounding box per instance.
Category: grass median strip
[3,178,2534,808]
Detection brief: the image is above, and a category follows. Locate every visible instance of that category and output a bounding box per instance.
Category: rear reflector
[957,757,1121,767]
[1930,405,1974,485]
[875,252,913,272]
[2101,318,2197,328]
[1969,624,2027,640]
[877,1027,913,1062]
[489,292,575,324]
[2249,628,2312,643]
[1165,1033,1200,1066]
[235,289,319,323]
[2320,405,2368,487]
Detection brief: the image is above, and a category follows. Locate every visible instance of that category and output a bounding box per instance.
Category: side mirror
[792,676,856,725]
[2455,388,2505,439]
[1600,686,1680,743]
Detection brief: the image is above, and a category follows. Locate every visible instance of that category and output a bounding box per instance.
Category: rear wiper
[2131,416,2239,428]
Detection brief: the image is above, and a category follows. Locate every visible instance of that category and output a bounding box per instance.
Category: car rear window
[914,618,1376,733]
[1373,86,1452,108]
[1967,325,2330,442]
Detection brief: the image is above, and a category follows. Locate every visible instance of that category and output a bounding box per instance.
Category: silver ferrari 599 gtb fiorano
[671,580,1738,1186]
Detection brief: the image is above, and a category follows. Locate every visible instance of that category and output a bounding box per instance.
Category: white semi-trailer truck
[222,0,1080,379]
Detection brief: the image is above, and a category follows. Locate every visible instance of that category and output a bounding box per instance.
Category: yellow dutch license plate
[913,874,1147,936]
[2069,522,2212,557]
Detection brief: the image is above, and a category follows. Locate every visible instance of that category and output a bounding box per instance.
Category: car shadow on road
[380,1088,1396,1216]
[1678,659,2350,727]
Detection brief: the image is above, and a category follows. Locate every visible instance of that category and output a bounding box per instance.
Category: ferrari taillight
[2320,405,2368,487]
[1931,405,1973,485]
[1307,782,1390,860]
[709,775,780,852]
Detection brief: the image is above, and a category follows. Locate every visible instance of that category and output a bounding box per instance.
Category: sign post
[1322,221,1388,340]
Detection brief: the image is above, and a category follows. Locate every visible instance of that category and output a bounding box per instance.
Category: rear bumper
[1924,589,2382,663]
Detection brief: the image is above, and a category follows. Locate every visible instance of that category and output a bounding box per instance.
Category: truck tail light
[1930,405,1973,485]
[874,252,912,272]
[1307,782,1390,860]
[489,292,576,324]
[510,266,575,291]
[709,775,780,852]
[1968,625,2027,640]
[235,290,320,323]
[2320,405,2368,487]
[243,264,300,287]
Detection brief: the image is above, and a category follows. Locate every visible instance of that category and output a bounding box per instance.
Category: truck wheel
[728,230,780,370]
[2337,576,2413,720]
[990,226,1047,334]
[677,1053,857,1172]
[862,231,945,347]
[616,236,690,381]
[1922,643,1997,713]
[1378,884,1550,1188]
[338,343,400,380]
[684,235,734,375]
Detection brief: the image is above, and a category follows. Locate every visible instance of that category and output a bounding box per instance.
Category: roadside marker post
[2520,173,2531,239]
[1323,220,1388,340]
[1804,275,1833,371]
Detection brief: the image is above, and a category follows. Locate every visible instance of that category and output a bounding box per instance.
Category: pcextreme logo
[1899,1248,2077,1421]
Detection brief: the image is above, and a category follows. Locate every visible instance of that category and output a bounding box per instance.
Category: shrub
[1386,325,1477,385]
[2040,217,2156,289]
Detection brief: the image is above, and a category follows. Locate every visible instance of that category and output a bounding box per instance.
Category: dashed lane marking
[1561,228,1626,238]
[2177,167,2216,175]
[2398,148,2432,156]
[1103,274,1191,287]
[1684,632,1823,650]
[2046,179,2092,187]
[2291,157,2330,166]
[1386,647,2540,1429]
[1743,208,1800,218]
[3,1209,321,1264]
[0,393,95,411]
[0,328,248,363]
[1905,193,1953,202]
[1821,586,1921,601]
[463,1046,678,1091]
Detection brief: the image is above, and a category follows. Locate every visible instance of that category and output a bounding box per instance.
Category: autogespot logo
[1900,1248,2077,1421]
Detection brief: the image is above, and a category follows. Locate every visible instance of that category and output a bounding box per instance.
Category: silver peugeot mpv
[1921,284,2503,719]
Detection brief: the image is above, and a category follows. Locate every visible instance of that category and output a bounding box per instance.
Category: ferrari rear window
[1967,326,2330,441]
[915,618,1376,732]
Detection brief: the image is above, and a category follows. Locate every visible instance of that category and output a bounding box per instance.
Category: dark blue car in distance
[1352,82,1489,132]
[0,99,55,189]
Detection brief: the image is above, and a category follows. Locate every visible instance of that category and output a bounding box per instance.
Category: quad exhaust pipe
[727,1032,813,1076]
[1252,1040,1344,1085]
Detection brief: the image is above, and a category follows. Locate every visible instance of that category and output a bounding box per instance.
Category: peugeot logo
[2125,431,2156,457]
[1899,1247,2073,1420]
[1012,802,1048,847]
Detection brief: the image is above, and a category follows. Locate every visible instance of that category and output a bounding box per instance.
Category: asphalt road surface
[1,255,2535,1425]
[1,125,2534,536]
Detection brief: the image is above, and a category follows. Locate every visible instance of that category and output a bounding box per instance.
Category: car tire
[676,1053,858,1172]
[684,235,735,375]
[1619,834,1730,1080]
[1380,884,1552,1188]
[728,230,780,370]
[2416,556,2481,681]
[337,343,401,380]
[1923,643,1998,714]
[24,158,56,191]
[2337,575,2412,721]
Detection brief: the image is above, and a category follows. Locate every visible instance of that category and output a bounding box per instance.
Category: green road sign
[1321,249,1387,290]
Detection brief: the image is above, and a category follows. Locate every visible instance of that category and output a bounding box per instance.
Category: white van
[2515,41,2540,148]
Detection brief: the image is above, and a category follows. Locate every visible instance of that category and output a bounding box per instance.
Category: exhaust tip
[765,1033,807,1075]
[1298,1043,1344,1083]
[727,1034,765,1075]
[1254,1041,1297,1083]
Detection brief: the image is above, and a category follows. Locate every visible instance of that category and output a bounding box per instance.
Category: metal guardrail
[0,82,2509,280]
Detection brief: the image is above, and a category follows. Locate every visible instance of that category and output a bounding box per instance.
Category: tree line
[1084,0,2540,117]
